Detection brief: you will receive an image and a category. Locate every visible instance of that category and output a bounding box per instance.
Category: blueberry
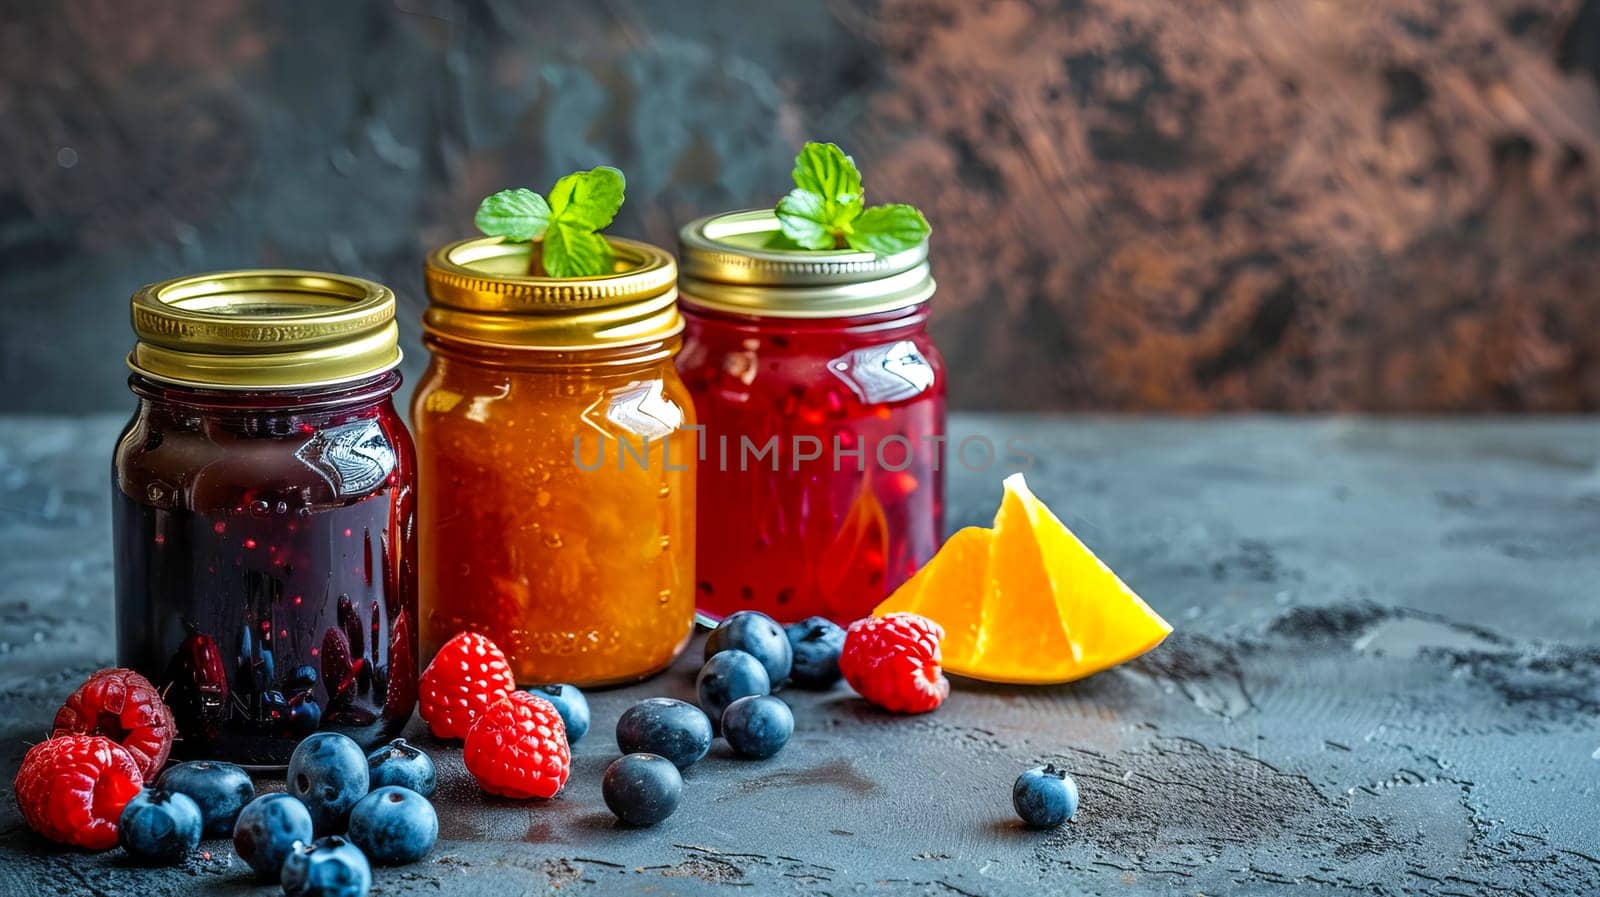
[602,753,682,827]
[705,611,792,686]
[720,695,794,760]
[233,793,313,878]
[616,698,713,770]
[530,684,590,743]
[280,835,371,897]
[286,731,370,835]
[784,616,845,688]
[697,649,771,726]
[366,738,436,798]
[347,786,437,865]
[289,697,323,736]
[1012,764,1079,829]
[118,788,202,865]
[155,760,255,838]
[289,664,320,690]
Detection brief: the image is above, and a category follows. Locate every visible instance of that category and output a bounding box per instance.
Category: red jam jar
[113,271,417,766]
[677,210,945,624]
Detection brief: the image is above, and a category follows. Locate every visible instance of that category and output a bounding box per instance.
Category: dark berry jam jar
[114,271,417,767]
[677,210,945,624]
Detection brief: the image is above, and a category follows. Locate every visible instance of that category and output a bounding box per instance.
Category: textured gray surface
[1,415,1598,895]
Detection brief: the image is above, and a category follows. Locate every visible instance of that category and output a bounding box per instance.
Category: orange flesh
[875,473,1171,684]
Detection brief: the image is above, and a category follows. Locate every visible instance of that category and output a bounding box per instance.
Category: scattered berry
[602,753,682,827]
[839,613,949,713]
[13,734,143,849]
[232,793,313,879]
[118,788,201,865]
[1013,764,1079,829]
[155,760,254,838]
[529,684,590,743]
[720,695,794,760]
[348,786,438,865]
[366,738,436,798]
[784,617,846,689]
[615,698,713,771]
[697,650,771,726]
[281,835,371,897]
[51,667,176,779]
[463,691,570,799]
[286,732,370,835]
[418,632,516,740]
[706,611,792,686]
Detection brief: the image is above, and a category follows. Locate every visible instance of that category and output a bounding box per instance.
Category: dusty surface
[3,2,1600,413]
[1,415,1598,895]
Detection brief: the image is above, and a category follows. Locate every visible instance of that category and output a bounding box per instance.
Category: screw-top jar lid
[422,236,681,350]
[128,270,402,390]
[677,209,935,318]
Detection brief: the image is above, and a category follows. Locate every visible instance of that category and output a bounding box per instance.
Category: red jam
[677,301,946,623]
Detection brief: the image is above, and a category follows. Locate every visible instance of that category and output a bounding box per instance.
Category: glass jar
[415,236,695,687]
[677,210,946,624]
[114,271,417,767]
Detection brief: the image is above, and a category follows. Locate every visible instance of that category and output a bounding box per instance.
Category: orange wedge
[875,473,1170,684]
[888,526,991,663]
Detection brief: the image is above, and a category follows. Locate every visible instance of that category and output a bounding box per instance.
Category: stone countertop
[1,415,1596,896]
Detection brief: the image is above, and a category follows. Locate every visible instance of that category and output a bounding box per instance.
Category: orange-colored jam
[414,236,695,686]
[412,342,695,686]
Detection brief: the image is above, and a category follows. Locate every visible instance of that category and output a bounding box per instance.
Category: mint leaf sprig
[474,166,626,277]
[773,142,930,255]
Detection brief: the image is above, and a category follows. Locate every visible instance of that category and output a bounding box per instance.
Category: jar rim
[422,236,684,350]
[677,209,935,318]
[128,269,402,390]
[127,369,403,411]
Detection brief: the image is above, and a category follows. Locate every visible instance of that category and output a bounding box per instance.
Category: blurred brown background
[3,0,1598,412]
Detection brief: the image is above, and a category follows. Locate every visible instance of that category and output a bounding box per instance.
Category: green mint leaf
[542,223,611,278]
[831,196,865,228]
[845,203,930,255]
[775,188,836,250]
[792,142,863,208]
[474,188,551,241]
[547,165,626,232]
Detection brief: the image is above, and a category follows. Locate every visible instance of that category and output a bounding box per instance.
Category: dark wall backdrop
[4,0,1600,413]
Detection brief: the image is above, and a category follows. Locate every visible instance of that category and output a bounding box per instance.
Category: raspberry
[463,692,570,799]
[839,613,950,714]
[382,609,418,721]
[13,735,144,849]
[52,668,176,779]
[165,628,229,734]
[321,626,363,709]
[418,632,516,740]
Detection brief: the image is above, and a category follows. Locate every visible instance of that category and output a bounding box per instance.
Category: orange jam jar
[414,236,695,686]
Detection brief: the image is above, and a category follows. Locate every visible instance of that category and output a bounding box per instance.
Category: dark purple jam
[113,372,417,767]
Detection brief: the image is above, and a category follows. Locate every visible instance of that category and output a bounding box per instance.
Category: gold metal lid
[677,208,935,318]
[128,270,402,390]
[422,236,681,350]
